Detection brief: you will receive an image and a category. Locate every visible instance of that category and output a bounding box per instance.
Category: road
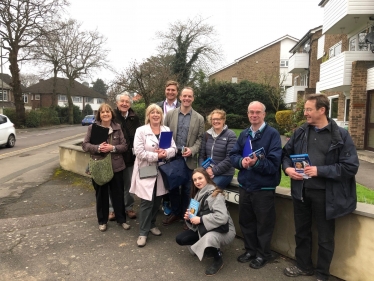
[0,125,87,205]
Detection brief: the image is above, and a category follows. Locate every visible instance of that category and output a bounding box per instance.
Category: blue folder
[159,131,173,149]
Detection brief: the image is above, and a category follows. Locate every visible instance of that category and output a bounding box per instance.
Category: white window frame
[349,27,373,52]
[231,77,238,83]
[86,97,94,103]
[73,96,82,103]
[329,41,342,58]
[344,98,350,122]
[280,60,289,68]
[328,95,339,120]
[58,94,67,102]
[35,94,40,100]
[97,98,104,104]
[23,94,28,103]
[0,90,8,101]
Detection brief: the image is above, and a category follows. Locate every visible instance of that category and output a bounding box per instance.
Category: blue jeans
[212,175,233,189]
[169,173,192,217]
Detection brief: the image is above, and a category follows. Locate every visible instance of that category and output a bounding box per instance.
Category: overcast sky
[15,0,324,84]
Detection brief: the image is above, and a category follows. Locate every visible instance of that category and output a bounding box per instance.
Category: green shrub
[3,108,16,121]
[25,110,40,127]
[226,114,247,129]
[83,104,93,116]
[132,102,146,125]
[38,107,60,126]
[275,110,293,132]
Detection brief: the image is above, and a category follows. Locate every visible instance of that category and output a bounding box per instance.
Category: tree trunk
[51,66,58,107]
[66,79,74,124]
[8,49,25,127]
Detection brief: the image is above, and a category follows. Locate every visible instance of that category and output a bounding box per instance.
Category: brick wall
[209,42,281,88]
[350,61,374,149]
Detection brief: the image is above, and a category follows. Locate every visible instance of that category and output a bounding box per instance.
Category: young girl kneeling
[176,167,236,276]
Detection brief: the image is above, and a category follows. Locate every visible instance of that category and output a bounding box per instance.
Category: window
[349,27,373,51]
[231,77,238,83]
[300,74,308,86]
[0,90,8,101]
[86,97,94,103]
[345,98,350,122]
[97,98,104,104]
[73,96,82,102]
[58,95,67,102]
[329,95,339,119]
[280,60,288,67]
[329,42,342,58]
[23,94,28,103]
[35,94,40,100]
[31,95,33,100]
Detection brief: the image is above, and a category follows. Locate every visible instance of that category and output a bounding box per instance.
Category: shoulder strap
[198,191,213,215]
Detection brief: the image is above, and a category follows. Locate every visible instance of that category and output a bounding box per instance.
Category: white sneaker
[137,236,147,247]
[121,223,131,230]
[150,227,162,236]
[98,224,107,232]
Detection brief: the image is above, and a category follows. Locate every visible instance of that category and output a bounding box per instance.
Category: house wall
[350,61,374,149]
[209,42,281,88]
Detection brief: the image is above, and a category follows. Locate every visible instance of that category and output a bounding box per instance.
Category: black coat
[282,119,359,220]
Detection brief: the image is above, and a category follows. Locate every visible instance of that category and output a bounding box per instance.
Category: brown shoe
[126,210,137,219]
[162,214,180,226]
[108,212,116,221]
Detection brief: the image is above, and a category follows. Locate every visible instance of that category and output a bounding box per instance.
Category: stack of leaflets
[201,157,216,169]
[290,154,312,179]
[188,199,200,219]
[250,147,266,160]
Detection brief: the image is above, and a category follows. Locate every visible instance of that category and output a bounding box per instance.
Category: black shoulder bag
[197,192,229,236]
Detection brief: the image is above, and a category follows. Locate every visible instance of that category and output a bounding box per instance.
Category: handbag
[197,192,229,236]
[139,165,158,179]
[89,153,114,186]
[158,157,191,190]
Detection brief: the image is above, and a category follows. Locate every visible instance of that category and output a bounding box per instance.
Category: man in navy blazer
[162,87,205,228]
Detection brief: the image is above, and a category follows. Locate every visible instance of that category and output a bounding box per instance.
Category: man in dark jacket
[282,94,359,281]
[230,101,282,270]
[109,92,141,220]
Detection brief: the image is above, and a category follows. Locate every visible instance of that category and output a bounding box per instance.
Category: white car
[0,114,16,148]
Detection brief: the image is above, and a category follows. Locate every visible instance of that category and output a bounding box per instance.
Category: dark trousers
[138,182,162,236]
[293,188,335,281]
[238,188,276,260]
[92,171,126,224]
[169,168,192,217]
[176,229,199,245]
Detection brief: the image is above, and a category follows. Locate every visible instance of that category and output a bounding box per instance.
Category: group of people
[82,80,359,281]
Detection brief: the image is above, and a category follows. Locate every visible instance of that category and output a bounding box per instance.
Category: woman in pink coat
[130,104,176,247]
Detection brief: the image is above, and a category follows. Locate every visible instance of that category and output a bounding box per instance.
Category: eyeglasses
[303,108,314,112]
[247,110,263,115]
[211,118,223,122]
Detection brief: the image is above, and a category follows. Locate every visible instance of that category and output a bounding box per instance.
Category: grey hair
[116,91,133,105]
[248,101,266,112]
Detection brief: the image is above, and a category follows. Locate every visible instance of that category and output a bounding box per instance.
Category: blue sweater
[229,124,282,192]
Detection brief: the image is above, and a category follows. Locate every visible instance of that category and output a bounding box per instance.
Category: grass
[232,128,374,205]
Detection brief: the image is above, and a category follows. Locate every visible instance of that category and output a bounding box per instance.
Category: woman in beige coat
[130,104,176,247]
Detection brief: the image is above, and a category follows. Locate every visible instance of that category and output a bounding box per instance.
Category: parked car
[82,115,95,126]
[0,114,16,148]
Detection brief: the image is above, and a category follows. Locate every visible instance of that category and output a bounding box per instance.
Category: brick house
[208,35,299,89]
[25,77,107,114]
[317,0,374,151]
[0,74,28,111]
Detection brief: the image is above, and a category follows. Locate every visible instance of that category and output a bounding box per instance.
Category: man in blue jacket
[282,94,359,281]
[230,101,282,269]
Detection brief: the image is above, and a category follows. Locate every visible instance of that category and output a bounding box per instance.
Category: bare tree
[32,20,69,107]
[116,55,176,106]
[157,16,222,89]
[19,73,42,88]
[58,20,111,124]
[0,0,68,126]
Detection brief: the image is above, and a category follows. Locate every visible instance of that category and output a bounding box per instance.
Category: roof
[318,0,329,7]
[25,77,107,98]
[0,73,27,91]
[0,79,12,90]
[209,35,299,76]
[289,26,323,53]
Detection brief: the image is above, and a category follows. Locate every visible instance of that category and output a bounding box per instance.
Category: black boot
[205,249,223,276]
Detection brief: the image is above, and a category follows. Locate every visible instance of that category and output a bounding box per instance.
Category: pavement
[0,168,345,281]
[0,130,372,280]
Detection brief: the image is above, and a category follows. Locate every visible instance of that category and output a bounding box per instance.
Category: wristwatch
[112,145,116,153]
